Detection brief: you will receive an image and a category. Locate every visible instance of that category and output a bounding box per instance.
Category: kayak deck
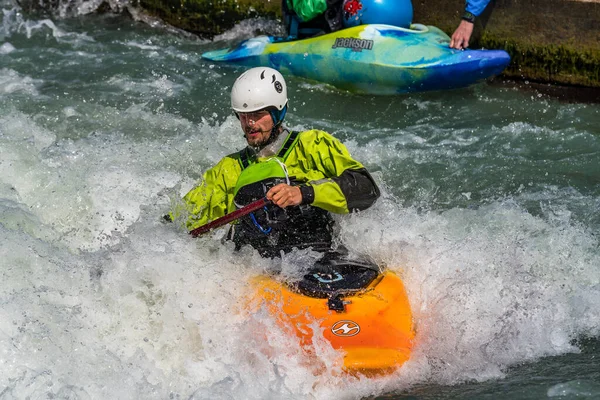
[247,264,414,376]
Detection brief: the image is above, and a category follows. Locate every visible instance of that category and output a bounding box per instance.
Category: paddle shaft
[189,197,269,237]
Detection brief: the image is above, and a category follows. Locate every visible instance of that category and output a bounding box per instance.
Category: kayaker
[169,67,380,258]
[450,0,492,50]
[282,0,412,38]
[282,0,344,39]
[283,0,492,50]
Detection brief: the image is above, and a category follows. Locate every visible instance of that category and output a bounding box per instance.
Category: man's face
[239,110,273,148]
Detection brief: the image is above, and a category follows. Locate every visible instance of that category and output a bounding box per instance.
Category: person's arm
[170,157,241,231]
[271,130,379,214]
[449,0,491,50]
[465,0,491,18]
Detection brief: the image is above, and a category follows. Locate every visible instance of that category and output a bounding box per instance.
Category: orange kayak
[247,262,414,376]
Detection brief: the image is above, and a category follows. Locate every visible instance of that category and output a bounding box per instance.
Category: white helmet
[231,67,288,114]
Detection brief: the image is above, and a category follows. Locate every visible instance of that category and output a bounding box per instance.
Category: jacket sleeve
[299,130,380,214]
[465,0,491,17]
[171,156,241,231]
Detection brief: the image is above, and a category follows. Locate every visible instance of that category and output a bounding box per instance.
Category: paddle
[189,197,270,237]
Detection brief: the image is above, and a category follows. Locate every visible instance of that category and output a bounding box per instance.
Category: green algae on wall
[481,34,600,88]
[136,0,280,37]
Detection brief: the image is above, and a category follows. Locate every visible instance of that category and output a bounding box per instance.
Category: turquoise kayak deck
[202,24,511,95]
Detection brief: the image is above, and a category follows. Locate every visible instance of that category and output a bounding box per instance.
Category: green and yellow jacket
[175,129,379,233]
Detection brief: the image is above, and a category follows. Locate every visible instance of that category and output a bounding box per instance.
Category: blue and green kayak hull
[202,24,511,95]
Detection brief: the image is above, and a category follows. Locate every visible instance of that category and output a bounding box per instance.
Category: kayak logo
[332,38,374,52]
[274,80,283,93]
[331,320,360,337]
[313,271,343,283]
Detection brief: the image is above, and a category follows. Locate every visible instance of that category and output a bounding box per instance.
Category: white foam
[212,18,285,42]
[122,40,161,51]
[0,10,95,44]
[0,41,15,53]
[340,194,600,384]
[0,68,42,95]
[548,380,600,397]
[106,73,186,98]
[3,107,599,397]
[1,27,599,396]
[4,177,598,398]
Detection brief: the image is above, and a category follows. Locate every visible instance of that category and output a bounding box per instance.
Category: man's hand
[450,20,474,50]
[267,184,302,208]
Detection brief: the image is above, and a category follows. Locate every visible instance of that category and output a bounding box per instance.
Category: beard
[245,127,276,149]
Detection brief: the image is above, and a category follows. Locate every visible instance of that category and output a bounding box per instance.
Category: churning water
[1,5,600,399]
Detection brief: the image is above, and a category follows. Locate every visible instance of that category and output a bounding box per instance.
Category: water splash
[1,14,599,399]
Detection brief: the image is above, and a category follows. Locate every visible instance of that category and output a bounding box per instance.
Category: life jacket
[283,0,344,39]
[230,131,334,257]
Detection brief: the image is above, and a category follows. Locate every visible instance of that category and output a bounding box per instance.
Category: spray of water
[1,9,600,399]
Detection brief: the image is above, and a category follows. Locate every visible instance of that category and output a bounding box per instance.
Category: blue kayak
[201,24,511,95]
